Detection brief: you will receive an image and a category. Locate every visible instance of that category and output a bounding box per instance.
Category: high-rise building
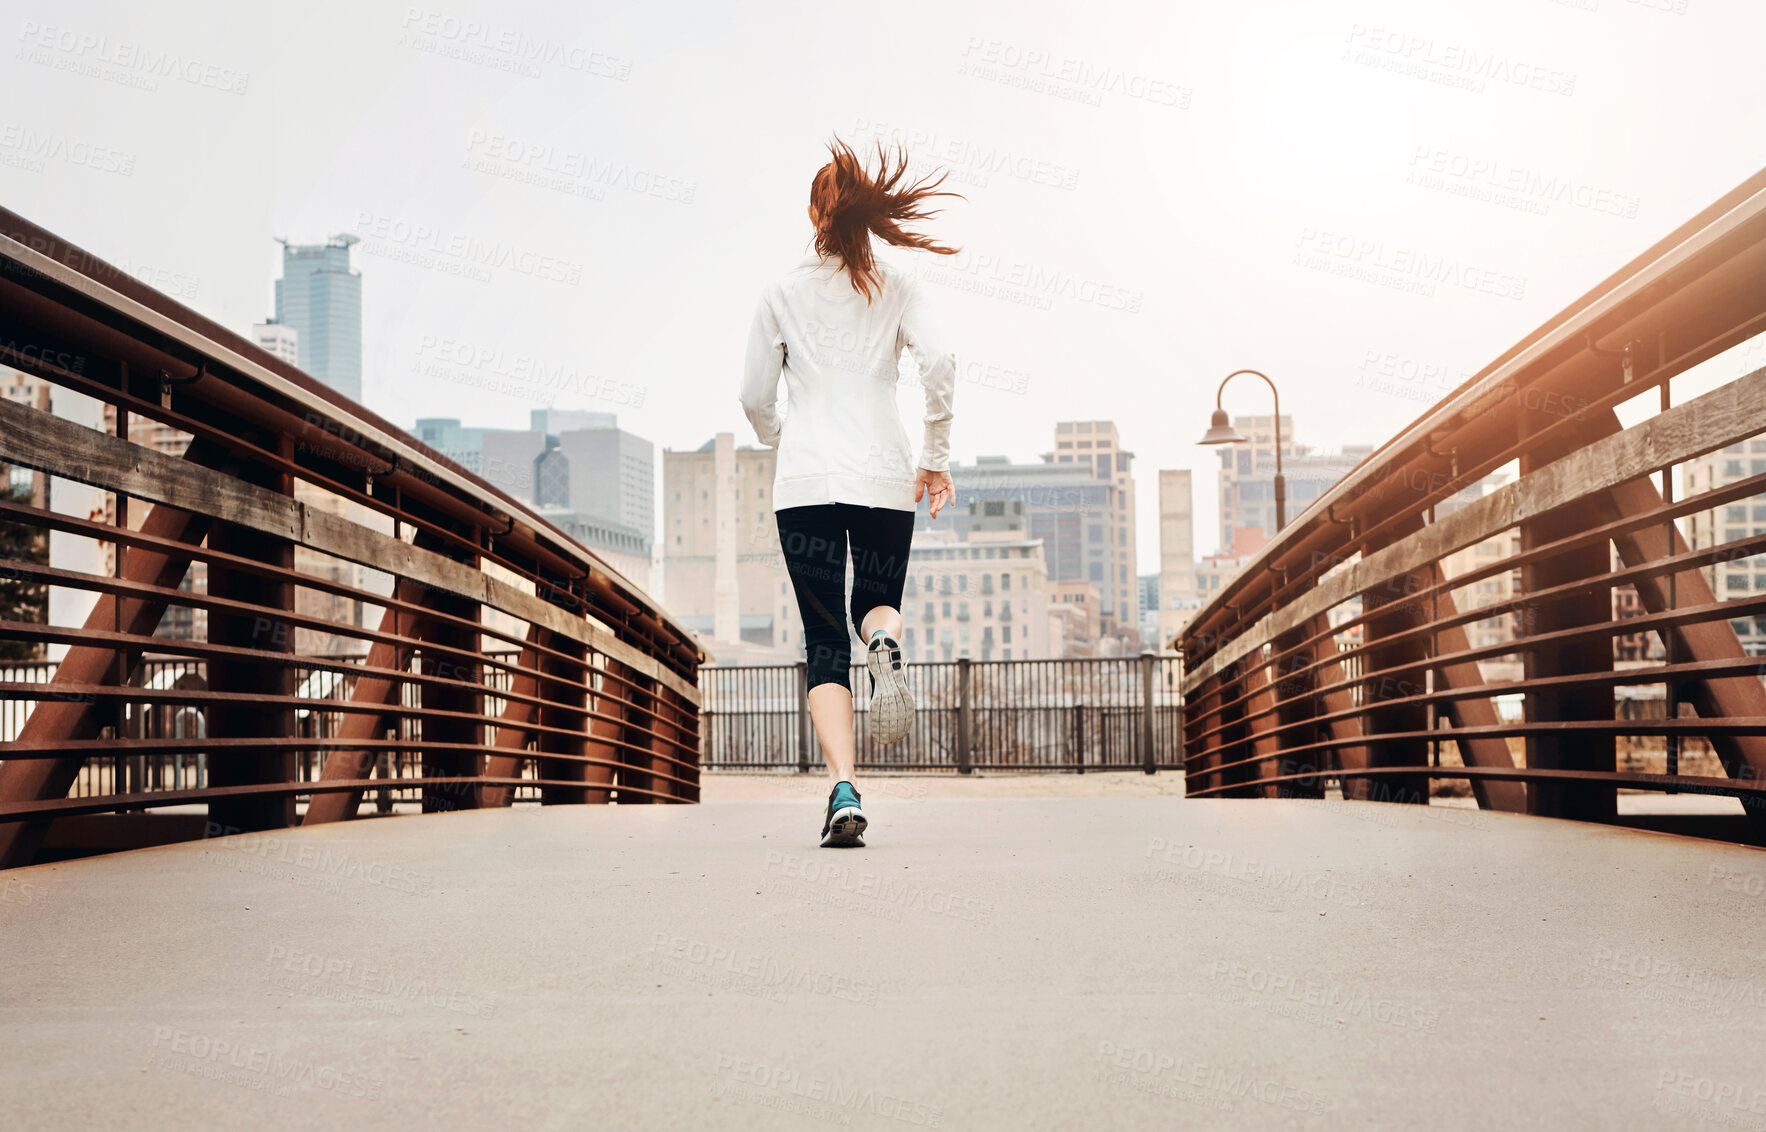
[1157,469,1197,648]
[274,235,362,402]
[1049,579,1102,654]
[662,434,800,659]
[531,409,617,434]
[900,528,1052,661]
[550,425,653,534]
[1213,414,1372,553]
[250,321,299,367]
[918,454,1132,646]
[412,415,652,589]
[1137,573,1160,645]
[1051,421,1138,634]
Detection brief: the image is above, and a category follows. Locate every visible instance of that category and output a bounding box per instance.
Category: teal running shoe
[820,780,867,848]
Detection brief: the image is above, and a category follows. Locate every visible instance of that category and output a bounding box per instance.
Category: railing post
[1074,703,1085,774]
[417,549,483,814]
[1354,518,1432,805]
[1270,623,1325,799]
[956,657,973,774]
[796,661,811,774]
[1140,651,1157,775]
[1519,414,1617,823]
[205,447,296,833]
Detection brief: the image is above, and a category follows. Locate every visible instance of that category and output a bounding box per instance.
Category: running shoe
[866,631,914,745]
[820,780,867,848]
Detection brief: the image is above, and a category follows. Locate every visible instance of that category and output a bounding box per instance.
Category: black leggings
[776,503,915,692]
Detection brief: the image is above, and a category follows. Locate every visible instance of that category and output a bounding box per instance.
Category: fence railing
[1177,166,1766,844]
[0,210,703,867]
[700,655,1183,772]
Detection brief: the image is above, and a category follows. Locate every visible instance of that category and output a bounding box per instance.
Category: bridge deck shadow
[3,798,1761,1130]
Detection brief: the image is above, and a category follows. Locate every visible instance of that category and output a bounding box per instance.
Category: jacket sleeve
[739,291,786,448]
[899,275,956,472]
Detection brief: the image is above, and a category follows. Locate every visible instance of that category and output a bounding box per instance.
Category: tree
[0,475,47,661]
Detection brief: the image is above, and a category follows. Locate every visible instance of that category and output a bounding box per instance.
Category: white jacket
[741,254,955,512]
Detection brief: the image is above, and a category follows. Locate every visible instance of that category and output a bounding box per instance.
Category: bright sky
[5,0,1764,573]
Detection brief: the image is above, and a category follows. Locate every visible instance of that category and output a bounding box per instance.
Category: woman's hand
[915,467,955,519]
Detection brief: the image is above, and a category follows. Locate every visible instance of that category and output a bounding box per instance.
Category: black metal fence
[699,654,1185,772]
[6,653,1185,798]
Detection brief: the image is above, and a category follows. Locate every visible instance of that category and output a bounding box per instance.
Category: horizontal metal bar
[0,775,692,822]
[1186,764,1766,803]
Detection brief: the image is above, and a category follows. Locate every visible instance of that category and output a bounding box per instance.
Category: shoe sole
[821,806,867,848]
[867,639,914,745]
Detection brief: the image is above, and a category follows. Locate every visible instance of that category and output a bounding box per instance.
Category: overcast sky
[5,0,1764,573]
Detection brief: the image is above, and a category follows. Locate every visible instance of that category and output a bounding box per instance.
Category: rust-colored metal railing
[0,209,703,868]
[1178,168,1766,844]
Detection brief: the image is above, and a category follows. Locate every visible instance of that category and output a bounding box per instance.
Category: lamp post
[1198,369,1285,533]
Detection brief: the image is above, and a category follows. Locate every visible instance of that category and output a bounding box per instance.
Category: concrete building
[1137,573,1160,646]
[923,454,1124,643]
[250,321,299,367]
[1212,414,1373,551]
[1683,439,1766,656]
[1050,579,1102,655]
[1051,421,1139,634]
[414,414,653,589]
[274,235,362,402]
[662,434,799,659]
[550,425,653,534]
[1157,469,1198,648]
[900,528,1051,662]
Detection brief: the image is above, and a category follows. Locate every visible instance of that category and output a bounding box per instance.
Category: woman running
[740,137,960,848]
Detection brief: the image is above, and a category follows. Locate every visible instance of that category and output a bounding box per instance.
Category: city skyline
[9,2,1761,583]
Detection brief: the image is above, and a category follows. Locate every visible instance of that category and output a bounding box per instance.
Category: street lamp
[1197,369,1286,533]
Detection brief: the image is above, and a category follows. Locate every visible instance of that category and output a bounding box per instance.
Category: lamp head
[1198,409,1246,446]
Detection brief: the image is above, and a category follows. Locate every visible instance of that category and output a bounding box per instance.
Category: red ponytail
[810,136,961,302]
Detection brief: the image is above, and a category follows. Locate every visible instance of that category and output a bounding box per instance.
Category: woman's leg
[776,505,860,786]
[848,506,918,745]
[808,684,856,786]
[849,505,916,644]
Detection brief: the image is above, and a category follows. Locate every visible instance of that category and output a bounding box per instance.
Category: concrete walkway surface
[3,794,1764,1130]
